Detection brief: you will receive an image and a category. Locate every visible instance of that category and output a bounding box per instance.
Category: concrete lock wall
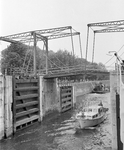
[4,76,13,138]
[41,78,60,117]
[0,76,110,140]
[0,76,13,140]
[39,76,43,121]
[0,76,59,139]
[73,80,110,108]
[74,81,94,97]
[110,72,124,149]
[110,73,118,150]
[73,81,95,108]
[0,76,4,140]
[74,80,110,97]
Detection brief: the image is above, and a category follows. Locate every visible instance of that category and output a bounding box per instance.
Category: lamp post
[109,51,123,150]
[108,51,119,92]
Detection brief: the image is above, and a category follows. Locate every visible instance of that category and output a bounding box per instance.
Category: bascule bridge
[1,20,120,138]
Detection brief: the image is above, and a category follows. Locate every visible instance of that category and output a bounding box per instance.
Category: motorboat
[92,82,109,94]
[75,103,107,129]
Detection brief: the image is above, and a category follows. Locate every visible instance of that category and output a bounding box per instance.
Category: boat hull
[76,113,106,129]
[92,90,108,94]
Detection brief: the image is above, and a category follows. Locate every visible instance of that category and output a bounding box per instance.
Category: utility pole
[70,27,75,65]
[45,38,48,74]
[84,25,90,80]
[92,32,96,63]
[33,32,37,76]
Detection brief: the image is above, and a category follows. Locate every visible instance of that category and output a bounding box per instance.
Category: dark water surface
[0,93,112,150]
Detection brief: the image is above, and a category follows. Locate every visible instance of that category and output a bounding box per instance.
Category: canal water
[0,93,112,150]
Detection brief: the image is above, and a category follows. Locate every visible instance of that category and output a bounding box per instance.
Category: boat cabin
[82,106,103,119]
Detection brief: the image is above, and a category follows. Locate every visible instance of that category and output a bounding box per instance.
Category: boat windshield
[83,108,92,112]
[92,108,98,112]
[83,108,98,113]
[88,108,92,112]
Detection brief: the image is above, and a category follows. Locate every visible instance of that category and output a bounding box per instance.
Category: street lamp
[108,51,118,68]
[108,51,119,93]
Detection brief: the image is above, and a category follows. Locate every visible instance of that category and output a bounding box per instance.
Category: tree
[98,62,107,71]
[1,42,107,76]
[1,43,29,74]
[1,43,48,74]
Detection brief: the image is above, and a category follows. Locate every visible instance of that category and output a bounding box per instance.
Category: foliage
[1,43,29,73]
[0,43,107,74]
[98,62,107,71]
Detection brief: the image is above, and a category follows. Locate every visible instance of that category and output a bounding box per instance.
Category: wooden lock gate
[60,86,73,112]
[13,77,40,132]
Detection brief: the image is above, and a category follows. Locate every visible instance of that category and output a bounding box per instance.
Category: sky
[0,0,124,69]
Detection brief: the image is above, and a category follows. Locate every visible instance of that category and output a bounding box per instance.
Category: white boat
[75,103,106,129]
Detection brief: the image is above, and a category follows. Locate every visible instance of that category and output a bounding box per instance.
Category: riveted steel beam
[19,32,80,43]
[94,27,124,33]
[0,37,18,44]
[88,20,124,27]
[0,26,71,40]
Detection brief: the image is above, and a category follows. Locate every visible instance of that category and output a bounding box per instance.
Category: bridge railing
[6,64,109,76]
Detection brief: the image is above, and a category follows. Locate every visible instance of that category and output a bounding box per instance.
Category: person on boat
[98,101,103,106]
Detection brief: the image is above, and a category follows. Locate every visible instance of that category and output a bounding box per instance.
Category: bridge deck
[9,65,110,79]
[43,69,109,78]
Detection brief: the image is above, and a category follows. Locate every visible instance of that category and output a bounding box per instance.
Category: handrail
[8,64,109,76]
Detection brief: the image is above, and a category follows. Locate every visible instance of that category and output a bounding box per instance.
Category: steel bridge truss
[0,26,80,43]
[85,20,124,65]
[0,26,81,75]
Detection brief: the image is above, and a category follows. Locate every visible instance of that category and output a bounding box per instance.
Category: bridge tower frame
[0,26,81,76]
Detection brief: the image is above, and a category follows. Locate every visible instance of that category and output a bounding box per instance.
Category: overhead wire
[26,41,63,73]
[104,44,124,65]
[48,46,68,68]
[43,52,61,69]
[39,43,61,69]
[109,49,124,67]
[43,44,74,69]
[104,55,115,65]
[88,26,124,66]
